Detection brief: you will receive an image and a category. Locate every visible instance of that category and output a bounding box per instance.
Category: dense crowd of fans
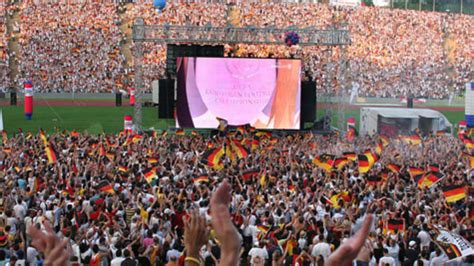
[0,3,9,91]
[0,1,471,97]
[17,1,126,93]
[0,128,472,265]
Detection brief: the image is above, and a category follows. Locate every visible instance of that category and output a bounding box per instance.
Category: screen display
[176,57,301,129]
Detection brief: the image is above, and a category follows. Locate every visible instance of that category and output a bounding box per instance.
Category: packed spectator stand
[0,1,472,97]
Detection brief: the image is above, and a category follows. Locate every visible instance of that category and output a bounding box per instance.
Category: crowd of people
[0,127,472,265]
[0,1,472,96]
[17,1,126,93]
[0,3,9,91]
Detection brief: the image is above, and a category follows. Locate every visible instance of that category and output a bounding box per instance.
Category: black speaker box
[158,79,175,119]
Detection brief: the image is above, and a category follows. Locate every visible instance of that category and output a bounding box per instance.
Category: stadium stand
[0,3,9,91]
[17,1,125,93]
[0,1,471,97]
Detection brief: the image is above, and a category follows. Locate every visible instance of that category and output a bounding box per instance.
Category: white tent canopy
[360,108,452,136]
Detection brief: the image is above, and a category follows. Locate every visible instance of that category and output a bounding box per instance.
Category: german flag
[387,163,401,174]
[225,142,236,162]
[202,147,225,167]
[403,134,421,145]
[408,167,424,178]
[118,165,129,173]
[463,137,474,149]
[256,225,270,239]
[97,180,114,194]
[380,135,389,146]
[132,134,143,143]
[216,117,228,131]
[231,140,250,159]
[175,129,185,136]
[191,130,198,136]
[33,177,44,192]
[98,144,106,157]
[281,239,297,255]
[122,137,133,146]
[428,164,440,172]
[462,151,474,168]
[144,167,158,185]
[364,150,378,166]
[320,195,334,206]
[375,141,383,155]
[357,155,371,173]
[161,130,168,138]
[193,175,209,184]
[313,154,335,172]
[343,152,357,161]
[39,129,48,146]
[366,175,383,186]
[436,130,446,137]
[251,137,260,151]
[45,144,58,164]
[146,157,158,164]
[442,185,466,203]
[3,147,11,153]
[333,157,350,170]
[329,192,350,208]
[105,138,117,148]
[418,171,444,188]
[242,169,259,182]
[386,219,405,233]
[106,152,115,162]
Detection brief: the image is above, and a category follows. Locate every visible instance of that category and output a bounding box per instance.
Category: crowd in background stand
[0,1,471,98]
[0,3,9,92]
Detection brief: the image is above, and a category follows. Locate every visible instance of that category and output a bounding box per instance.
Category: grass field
[0,105,466,134]
[1,106,174,134]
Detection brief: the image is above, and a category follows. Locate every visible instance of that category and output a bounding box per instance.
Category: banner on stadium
[372,0,390,6]
[429,225,474,261]
[329,0,361,7]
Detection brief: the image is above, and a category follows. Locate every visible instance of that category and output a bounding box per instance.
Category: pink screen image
[176,57,301,130]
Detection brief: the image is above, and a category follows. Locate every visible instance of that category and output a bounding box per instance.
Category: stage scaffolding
[132,20,351,132]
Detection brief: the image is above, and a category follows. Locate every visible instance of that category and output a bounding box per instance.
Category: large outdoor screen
[176,57,301,129]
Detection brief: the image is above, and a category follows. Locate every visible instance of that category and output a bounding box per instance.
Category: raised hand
[325,214,374,266]
[210,180,241,266]
[28,221,72,266]
[184,208,210,259]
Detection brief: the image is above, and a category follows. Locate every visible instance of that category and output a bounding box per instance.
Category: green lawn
[0,106,466,134]
[1,106,174,134]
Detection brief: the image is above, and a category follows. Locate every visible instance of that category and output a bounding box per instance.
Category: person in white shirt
[311,235,331,260]
[429,249,447,266]
[379,248,395,266]
[416,225,430,249]
[248,242,268,265]
[26,247,38,266]
[110,249,125,266]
